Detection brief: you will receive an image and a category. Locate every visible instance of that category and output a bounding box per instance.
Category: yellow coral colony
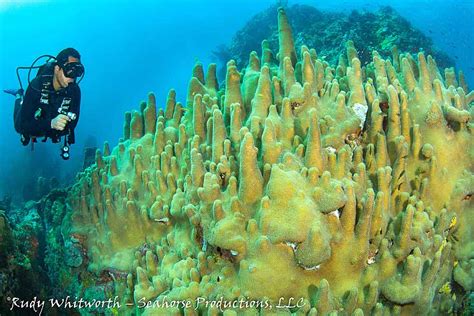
[64,7,473,315]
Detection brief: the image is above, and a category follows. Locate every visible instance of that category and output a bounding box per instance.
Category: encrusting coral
[63,7,473,315]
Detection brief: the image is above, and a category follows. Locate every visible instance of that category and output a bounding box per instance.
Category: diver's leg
[13,97,23,134]
[12,95,30,146]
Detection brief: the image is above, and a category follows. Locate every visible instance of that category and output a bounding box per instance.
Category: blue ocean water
[0,0,472,201]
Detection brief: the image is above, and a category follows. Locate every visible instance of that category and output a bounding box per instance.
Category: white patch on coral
[352,103,368,128]
[297,262,321,271]
[325,147,337,154]
[367,249,379,265]
[304,264,321,271]
[285,242,297,251]
[248,264,257,272]
[231,250,238,256]
[154,217,169,223]
[329,209,341,218]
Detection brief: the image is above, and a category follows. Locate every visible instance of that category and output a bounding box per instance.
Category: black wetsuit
[14,64,81,144]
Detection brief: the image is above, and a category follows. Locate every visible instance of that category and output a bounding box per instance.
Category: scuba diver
[4,48,85,160]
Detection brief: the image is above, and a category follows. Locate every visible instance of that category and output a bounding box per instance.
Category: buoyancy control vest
[18,63,77,159]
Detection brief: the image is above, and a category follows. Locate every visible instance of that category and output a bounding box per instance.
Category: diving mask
[62,61,84,79]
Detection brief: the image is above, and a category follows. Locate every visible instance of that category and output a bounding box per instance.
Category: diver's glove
[51,114,71,131]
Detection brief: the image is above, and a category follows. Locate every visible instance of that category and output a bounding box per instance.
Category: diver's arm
[20,79,54,136]
[67,84,81,131]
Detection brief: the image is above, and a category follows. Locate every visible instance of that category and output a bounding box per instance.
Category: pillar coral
[63,7,473,315]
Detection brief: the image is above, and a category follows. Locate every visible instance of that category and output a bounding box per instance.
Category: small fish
[438,281,451,294]
[449,216,457,230]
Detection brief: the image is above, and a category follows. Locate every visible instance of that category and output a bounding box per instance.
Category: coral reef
[83,146,99,170]
[61,7,473,315]
[0,189,77,314]
[0,199,46,313]
[214,4,455,82]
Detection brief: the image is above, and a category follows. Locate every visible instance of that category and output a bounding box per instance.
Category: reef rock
[214,4,456,82]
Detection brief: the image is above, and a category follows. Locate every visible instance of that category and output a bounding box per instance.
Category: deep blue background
[0,0,472,202]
